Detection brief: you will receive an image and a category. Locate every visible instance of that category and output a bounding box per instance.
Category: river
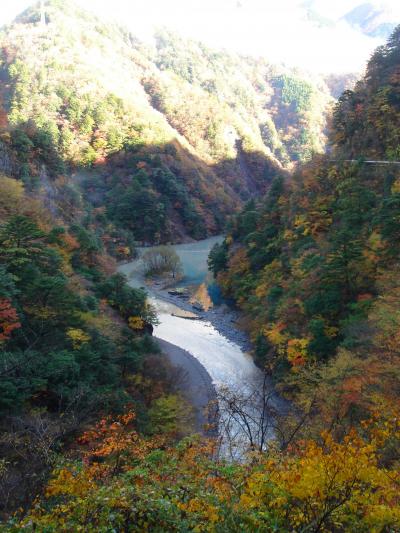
[118,237,279,457]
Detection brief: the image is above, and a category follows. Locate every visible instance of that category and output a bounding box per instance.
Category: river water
[118,237,274,456]
[118,237,262,387]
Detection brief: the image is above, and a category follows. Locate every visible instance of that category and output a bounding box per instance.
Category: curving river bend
[118,237,280,456]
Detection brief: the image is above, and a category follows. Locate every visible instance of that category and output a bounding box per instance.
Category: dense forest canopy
[0,0,357,246]
[210,23,400,422]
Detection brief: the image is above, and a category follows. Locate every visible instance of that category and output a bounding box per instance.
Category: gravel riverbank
[118,247,290,446]
[151,283,253,354]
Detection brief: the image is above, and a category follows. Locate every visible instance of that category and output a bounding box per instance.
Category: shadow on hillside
[2,121,286,244]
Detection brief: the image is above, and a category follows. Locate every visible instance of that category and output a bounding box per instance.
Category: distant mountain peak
[342,2,398,38]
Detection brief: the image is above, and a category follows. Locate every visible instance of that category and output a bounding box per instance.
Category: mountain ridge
[0,0,353,245]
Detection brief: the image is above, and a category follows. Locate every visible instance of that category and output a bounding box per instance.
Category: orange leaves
[0,299,21,342]
[78,411,136,448]
[216,247,251,301]
[340,375,365,407]
[190,283,212,311]
[115,245,130,258]
[264,324,310,366]
[16,406,400,532]
[76,411,160,479]
[356,292,373,302]
[60,232,79,252]
[227,247,250,277]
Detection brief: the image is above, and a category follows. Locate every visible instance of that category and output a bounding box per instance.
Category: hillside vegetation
[210,26,400,428]
[0,0,348,245]
[0,172,167,512]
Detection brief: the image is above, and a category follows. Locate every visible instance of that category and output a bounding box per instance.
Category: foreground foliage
[4,408,399,532]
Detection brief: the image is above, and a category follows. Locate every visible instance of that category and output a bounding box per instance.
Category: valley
[118,236,280,456]
[0,1,399,531]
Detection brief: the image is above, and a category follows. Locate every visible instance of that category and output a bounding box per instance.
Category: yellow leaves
[292,199,333,239]
[185,498,203,513]
[190,283,212,311]
[254,282,268,299]
[324,324,338,339]
[205,477,232,501]
[293,214,310,235]
[180,498,220,526]
[283,228,296,242]
[363,230,384,265]
[46,468,93,498]
[235,412,400,529]
[366,504,400,533]
[54,246,75,276]
[0,175,24,220]
[264,322,287,354]
[287,337,309,367]
[239,471,268,510]
[23,305,58,320]
[261,259,283,284]
[128,316,144,330]
[265,428,399,528]
[391,177,400,194]
[15,402,400,532]
[80,312,119,340]
[264,325,310,366]
[206,505,220,524]
[367,230,383,253]
[67,328,91,349]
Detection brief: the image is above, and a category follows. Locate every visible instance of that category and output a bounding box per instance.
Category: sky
[2,0,400,73]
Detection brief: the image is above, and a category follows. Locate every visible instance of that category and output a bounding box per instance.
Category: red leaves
[0,299,21,342]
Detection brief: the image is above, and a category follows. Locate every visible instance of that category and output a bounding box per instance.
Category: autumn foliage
[8,407,399,532]
[210,27,400,423]
[0,299,20,342]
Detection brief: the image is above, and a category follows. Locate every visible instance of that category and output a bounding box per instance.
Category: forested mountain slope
[210,25,400,424]
[0,166,163,513]
[0,0,343,244]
